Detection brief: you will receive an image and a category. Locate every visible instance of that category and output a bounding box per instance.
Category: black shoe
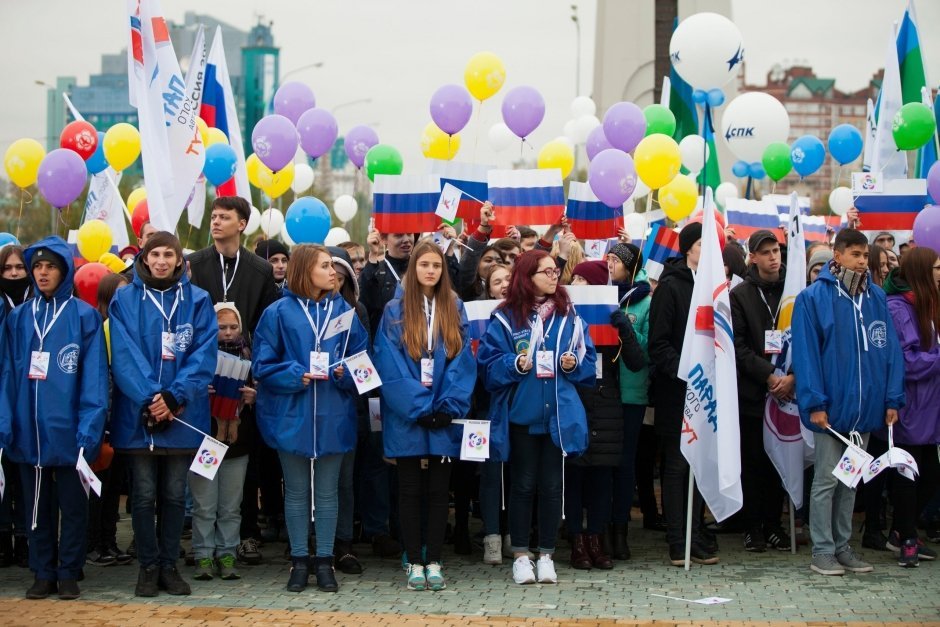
[334,541,363,575]
[744,529,767,552]
[668,544,686,567]
[135,565,159,597]
[57,579,80,600]
[25,578,56,599]
[453,526,472,555]
[764,527,792,551]
[610,523,630,560]
[313,556,338,592]
[690,542,720,565]
[371,534,402,559]
[862,529,890,551]
[106,541,134,565]
[236,538,263,565]
[14,536,28,568]
[286,557,309,592]
[158,566,192,595]
[87,547,118,566]
[643,514,668,532]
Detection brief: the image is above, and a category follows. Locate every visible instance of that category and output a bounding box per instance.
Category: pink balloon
[251,114,299,172]
[603,102,646,153]
[914,204,940,254]
[429,84,473,135]
[273,82,316,125]
[588,149,637,209]
[501,86,545,139]
[586,125,614,161]
[37,149,87,208]
[297,108,338,159]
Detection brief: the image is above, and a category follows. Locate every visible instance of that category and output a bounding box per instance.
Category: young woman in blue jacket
[477,249,596,586]
[0,237,108,601]
[374,239,475,592]
[109,232,218,598]
[253,245,368,594]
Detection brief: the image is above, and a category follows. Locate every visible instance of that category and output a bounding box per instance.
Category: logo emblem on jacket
[174,324,194,352]
[868,321,887,349]
[58,343,80,374]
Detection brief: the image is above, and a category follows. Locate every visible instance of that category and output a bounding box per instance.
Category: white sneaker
[536,555,557,583]
[483,534,502,565]
[512,556,536,584]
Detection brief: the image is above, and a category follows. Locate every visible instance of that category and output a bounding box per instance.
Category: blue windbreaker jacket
[253,290,368,458]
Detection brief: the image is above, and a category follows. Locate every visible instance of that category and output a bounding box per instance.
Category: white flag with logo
[189,435,229,480]
[435,182,463,223]
[323,309,355,341]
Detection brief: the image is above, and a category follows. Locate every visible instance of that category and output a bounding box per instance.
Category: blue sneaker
[425,562,445,591]
[406,564,426,591]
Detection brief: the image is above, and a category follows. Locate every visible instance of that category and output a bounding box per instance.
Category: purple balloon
[501,86,545,139]
[252,114,299,172]
[345,125,380,169]
[588,149,637,209]
[429,84,473,136]
[273,82,316,125]
[586,125,614,161]
[603,102,646,153]
[914,204,940,253]
[297,108,338,159]
[37,148,87,209]
[928,161,940,204]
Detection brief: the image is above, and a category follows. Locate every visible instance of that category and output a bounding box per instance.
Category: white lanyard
[298,297,334,351]
[145,288,180,332]
[220,251,240,302]
[423,296,436,355]
[618,287,639,307]
[757,287,782,328]
[32,296,71,351]
[385,258,401,284]
[4,293,13,310]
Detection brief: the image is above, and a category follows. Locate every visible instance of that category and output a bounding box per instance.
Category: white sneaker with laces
[536,555,557,583]
[483,534,502,565]
[512,556,536,584]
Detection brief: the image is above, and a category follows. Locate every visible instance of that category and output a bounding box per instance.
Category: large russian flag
[566,181,623,239]
[428,160,491,222]
[566,285,619,346]
[373,174,441,234]
[724,197,786,241]
[488,169,565,228]
[854,178,929,231]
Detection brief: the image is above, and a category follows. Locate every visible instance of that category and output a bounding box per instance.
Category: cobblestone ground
[0,512,938,625]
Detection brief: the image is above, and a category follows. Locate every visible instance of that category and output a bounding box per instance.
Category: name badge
[28,351,50,380]
[161,332,176,361]
[536,350,555,379]
[309,351,330,380]
[595,358,603,380]
[420,358,434,387]
[764,330,783,355]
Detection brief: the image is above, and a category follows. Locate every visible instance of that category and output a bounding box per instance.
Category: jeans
[740,413,785,532]
[18,466,87,581]
[129,454,190,569]
[189,455,248,559]
[810,432,868,556]
[355,431,392,538]
[660,433,704,549]
[278,451,343,558]
[509,428,563,554]
[397,456,451,564]
[612,404,646,524]
[335,449,356,543]
[0,457,27,537]
[564,464,613,535]
[479,460,504,536]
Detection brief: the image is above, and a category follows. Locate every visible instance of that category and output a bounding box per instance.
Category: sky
[1,0,938,176]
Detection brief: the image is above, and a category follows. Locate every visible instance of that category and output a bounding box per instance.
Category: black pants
[87,453,126,550]
[660,433,704,549]
[740,413,785,533]
[397,457,451,564]
[889,443,940,540]
[635,423,661,518]
[451,460,477,531]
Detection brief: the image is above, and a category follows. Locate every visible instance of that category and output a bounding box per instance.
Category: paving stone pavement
[0,514,938,625]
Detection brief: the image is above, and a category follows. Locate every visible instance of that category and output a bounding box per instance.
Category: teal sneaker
[425,562,446,591]
[406,564,426,591]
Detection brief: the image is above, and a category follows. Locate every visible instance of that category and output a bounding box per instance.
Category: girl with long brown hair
[373,239,475,592]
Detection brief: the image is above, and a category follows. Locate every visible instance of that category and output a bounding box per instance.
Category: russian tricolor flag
[641,224,681,280]
[464,299,500,356]
[373,174,441,233]
[854,178,929,231]
[724,198,786,241]
[566,182,623,239]
[567,285,619,346]
[428,160,491,222]
[488,169,565,228]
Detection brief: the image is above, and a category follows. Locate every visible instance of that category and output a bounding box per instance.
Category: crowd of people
[0,195,937,601]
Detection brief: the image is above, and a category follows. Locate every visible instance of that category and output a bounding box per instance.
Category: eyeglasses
[534,267,561,279]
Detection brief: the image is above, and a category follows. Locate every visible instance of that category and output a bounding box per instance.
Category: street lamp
[571,4,580,98]
[279,62,324,84]
[331,98,373,117]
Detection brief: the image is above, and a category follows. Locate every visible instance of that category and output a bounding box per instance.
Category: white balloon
[260,208,284,238]
[333,194,359,223]
[554,135,575,150]
[829,186,854,216]
[244,206,262,236]
[280,222,296,247]
[324,226,351,247]
[715,182,739,207]
[669,12,744,91]
[720,92,791,163]
[571,96,597,118]
[291,163,315,194]
[629,178,651,202]
[624,212,647,239]
[573,114,601,145]
[679,135,710,174]
[488,122,516,153]
[563,120,579,145]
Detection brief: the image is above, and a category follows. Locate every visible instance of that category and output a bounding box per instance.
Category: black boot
[158,565,191,595]
[313,556,338,592]
[334,540,363,575]
[611,523,630,560]
[134,565,159,597]
[25,578,57,599]
[286,556,309,592]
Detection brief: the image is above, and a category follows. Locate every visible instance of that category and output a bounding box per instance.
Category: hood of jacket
[133,251,186,291]
[24,236,75,302]
[658,256,694,287]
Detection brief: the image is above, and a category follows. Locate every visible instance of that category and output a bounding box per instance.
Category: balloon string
[473,99,482,163]
[646,190,654,219]
[16,188,32,241]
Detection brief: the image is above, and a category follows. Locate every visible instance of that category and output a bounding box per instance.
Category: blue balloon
[748,162,766,180]
[285,196,331,244]
[706,89,725,108]
[732,160,749,178]
[790,135,826,178]
[86,132,108,175]
[692,89,707,105]
[203,144,238,186]
[0,232,19,248]
[827,124,863,166]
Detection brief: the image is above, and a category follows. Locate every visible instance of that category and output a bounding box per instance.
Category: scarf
[533,297,556,322]
[829,259,868,297]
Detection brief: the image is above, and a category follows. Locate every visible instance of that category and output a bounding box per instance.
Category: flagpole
[684,471,694,571]
[789,498,797,555]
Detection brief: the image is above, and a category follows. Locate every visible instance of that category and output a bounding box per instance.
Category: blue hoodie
[108,255,217,451]
[374,297,475,458]
[0,237,108,466]
[791,262,905,434]
[252,290,368,458]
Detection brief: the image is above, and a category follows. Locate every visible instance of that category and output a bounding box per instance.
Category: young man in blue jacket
[792,228,904,576]
[0,237,108,600]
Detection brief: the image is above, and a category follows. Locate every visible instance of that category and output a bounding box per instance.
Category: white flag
[871,23,908,180]
[76,454,103,497]
[862,98,876,172]
[189,435,229,480]
[677,189,743,522]
[323,309,355,341]
[435,183,463,223]
[345,351,383,394]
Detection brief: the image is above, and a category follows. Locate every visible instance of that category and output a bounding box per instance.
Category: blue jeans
[278,451,343,558]
[479,460,504,536]
[509,428,563,554]
[612,404,646,524]
[355,431,392,538]
[336,449,356,543]
[189,455,248,559]
[19,466,87,581]
[564,464,613,535]
[129,454,190,569]
[810,432,868,557]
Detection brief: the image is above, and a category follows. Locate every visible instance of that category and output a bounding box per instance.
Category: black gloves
[141,406,169,434]
[610,310,633,331]
[417,412,454,429]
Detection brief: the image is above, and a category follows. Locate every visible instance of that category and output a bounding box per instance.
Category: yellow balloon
[206,127,228,147]
[421,123,461,160]
[3,138,46,188]
[259,161,294,199]
[195,117,209,148]
[246,154,264,188]
[464,51,506,102]
[127,187,147,212]
[98,251,128,273]
[77,219,113,263]
[537,140,575,179]
[634,134,682,190]
[658,174,698,222]
[103,123,141,171]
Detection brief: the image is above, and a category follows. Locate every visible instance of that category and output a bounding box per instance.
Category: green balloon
[364,144,404,182]
[893,102,937,151]
[643,104,677,137]
[761,142,792,182]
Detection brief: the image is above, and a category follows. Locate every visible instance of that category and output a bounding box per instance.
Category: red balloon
[688,209,728,250]
[60,121,99,161]
[74,262,111,307]
[132,200,150,238]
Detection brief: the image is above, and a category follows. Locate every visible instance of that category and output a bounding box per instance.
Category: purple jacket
[884,294,940,444]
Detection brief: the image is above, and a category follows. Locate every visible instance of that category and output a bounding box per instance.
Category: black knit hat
[255,238,290,260]
[30,247,67,277]
[607,243,639,273]
[679,222,703,255]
